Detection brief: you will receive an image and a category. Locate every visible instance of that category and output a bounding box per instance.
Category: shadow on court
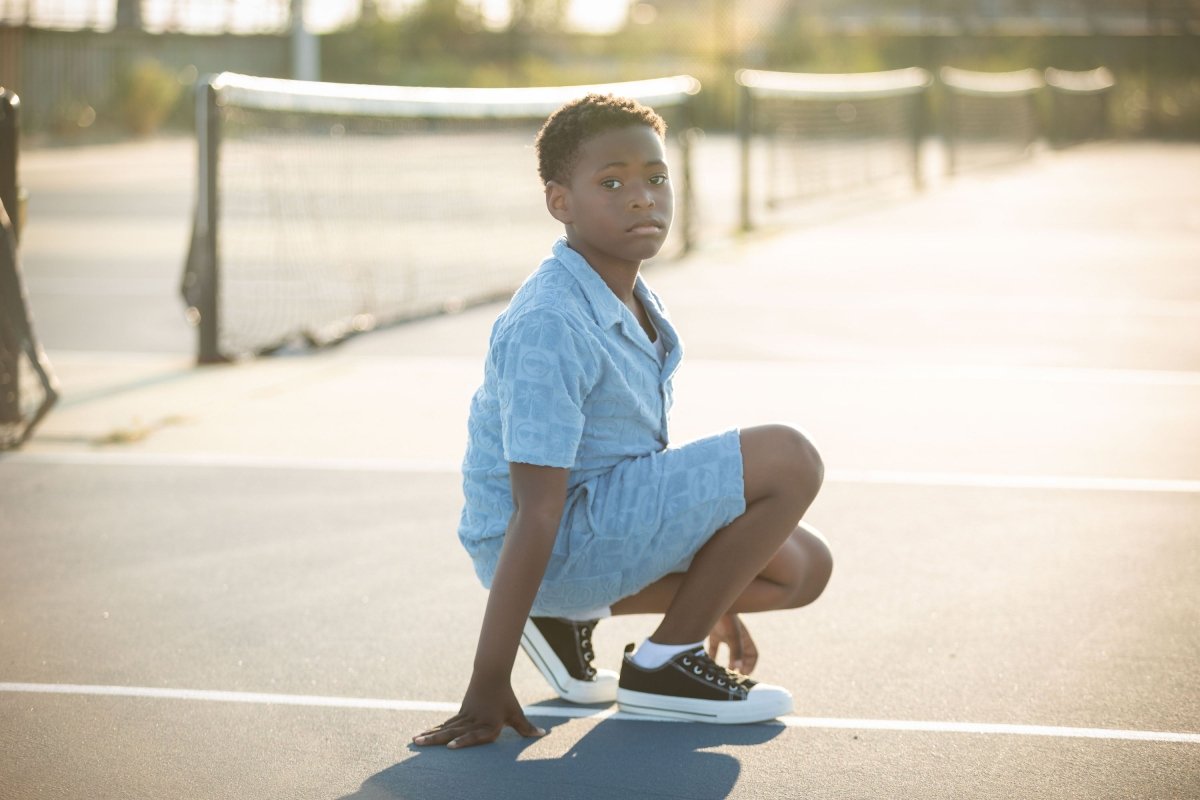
[340,717,783,800]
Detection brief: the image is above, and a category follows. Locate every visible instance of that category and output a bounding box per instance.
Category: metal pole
[911,87,926,191]
[736,78,753,231]
[0,88,19,425]
[0,89,18,243]
[183,79,224,364]
[291,0,320,81]
[943,80,957,177]
[200,80,222,363]
[678,112,696,255]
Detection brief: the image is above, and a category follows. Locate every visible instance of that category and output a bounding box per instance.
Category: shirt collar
[553,238,625,329]
[552,238,682,376]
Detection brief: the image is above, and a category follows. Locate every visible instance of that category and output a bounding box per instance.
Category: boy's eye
[649,174,669,186]
[601,178,623,189]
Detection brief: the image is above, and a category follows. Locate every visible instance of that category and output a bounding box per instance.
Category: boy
[414,94,831,750]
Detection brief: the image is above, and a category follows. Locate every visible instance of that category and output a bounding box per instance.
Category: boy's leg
[612,424,830,634]
[610,521,832,617]
[612,424,826,723]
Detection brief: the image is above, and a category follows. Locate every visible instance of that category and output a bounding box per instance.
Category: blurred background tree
[1,0,1197,138]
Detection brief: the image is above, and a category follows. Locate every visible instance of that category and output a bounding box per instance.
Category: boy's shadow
[338,704,785,800]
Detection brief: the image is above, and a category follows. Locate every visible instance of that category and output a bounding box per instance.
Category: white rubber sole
[520,620,618,705]
[616,684,794,724]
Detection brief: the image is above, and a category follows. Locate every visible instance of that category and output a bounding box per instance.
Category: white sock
[560,606,611,622]
[630,637,704,669]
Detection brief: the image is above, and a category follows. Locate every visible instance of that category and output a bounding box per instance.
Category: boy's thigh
[560,429,747,600]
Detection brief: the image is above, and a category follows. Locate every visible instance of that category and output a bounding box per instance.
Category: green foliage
[117,58,183,136]
[319,5,1200,138]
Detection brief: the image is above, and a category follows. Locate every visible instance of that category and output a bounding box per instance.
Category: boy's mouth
[627,218,666,235]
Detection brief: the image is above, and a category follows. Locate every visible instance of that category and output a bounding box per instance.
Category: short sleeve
[490,310,594,468]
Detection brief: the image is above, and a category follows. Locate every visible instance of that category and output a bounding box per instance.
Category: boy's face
[546,124,673,273]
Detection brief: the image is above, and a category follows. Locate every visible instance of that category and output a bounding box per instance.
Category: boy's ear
[545,180,572,224]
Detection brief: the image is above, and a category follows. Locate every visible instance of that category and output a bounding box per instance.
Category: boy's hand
[707,613,759,675]
[412,679,545,750]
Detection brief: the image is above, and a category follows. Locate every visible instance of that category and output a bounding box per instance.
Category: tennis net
[1,88,58,450]
[940,67,1044,175]
[1045,67,1115,147]
[181,72,701,363]
[735,67,932,231]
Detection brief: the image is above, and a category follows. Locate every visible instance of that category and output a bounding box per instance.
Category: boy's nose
[629,187,655,208]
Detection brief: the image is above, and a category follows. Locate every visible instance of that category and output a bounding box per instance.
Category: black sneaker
[520,617,617,704]
[616,643,793,723]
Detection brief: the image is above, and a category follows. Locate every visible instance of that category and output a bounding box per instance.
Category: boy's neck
[565,240,640,303]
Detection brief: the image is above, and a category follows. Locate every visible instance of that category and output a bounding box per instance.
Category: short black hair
[535,93,667,186]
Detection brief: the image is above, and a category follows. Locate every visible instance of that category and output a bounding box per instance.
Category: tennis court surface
[2,139,1199,798]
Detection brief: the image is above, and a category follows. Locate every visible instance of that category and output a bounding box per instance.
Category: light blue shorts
[470,429,747,617]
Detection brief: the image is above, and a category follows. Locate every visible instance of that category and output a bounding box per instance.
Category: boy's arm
[413,462,568,749]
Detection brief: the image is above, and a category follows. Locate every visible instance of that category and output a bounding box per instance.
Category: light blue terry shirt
[458,238,682,552]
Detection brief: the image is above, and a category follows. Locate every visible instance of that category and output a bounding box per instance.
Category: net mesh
[183,73,698,361]
[941,67,1043,174]
[1,207,58,450]
[1045,67,1115,146]
[737,68,931,229]
[1,88,57,450]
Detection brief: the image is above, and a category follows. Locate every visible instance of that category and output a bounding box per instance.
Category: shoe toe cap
[746,683,794,716]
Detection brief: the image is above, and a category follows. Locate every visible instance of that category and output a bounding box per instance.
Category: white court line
[2,682,1197,745]
[41,350,1200,387]
[827,468,1200,494]
[5,450,1200,494]
[2,451,459,474]
[685,360,1200,387]
[25,278,173,298]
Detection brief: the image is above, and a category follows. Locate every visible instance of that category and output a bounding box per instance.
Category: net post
[735,73,753,232]
[1048,83,1062,149]
[941,77,958,177]
[183,77,225,364]
[910,84,927,192]
[1098,85,1112,141]
[677,95,696,254]
[0,89,58,446]
[0,88,17,243]
[0,89,20,427]
[1026,87,1040,156]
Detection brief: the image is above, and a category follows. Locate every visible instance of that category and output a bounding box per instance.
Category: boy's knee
[742,424,824,511]
[771,424,824,505]
[786,530,833,609]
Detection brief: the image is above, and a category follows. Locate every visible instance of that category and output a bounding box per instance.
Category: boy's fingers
[447,725,501,750]
[414,704,545,749]
[742,646,758,674]
[511,714,547,739]
[413,714,473,745]
[738,622,759,674]
[413,727,461,746]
